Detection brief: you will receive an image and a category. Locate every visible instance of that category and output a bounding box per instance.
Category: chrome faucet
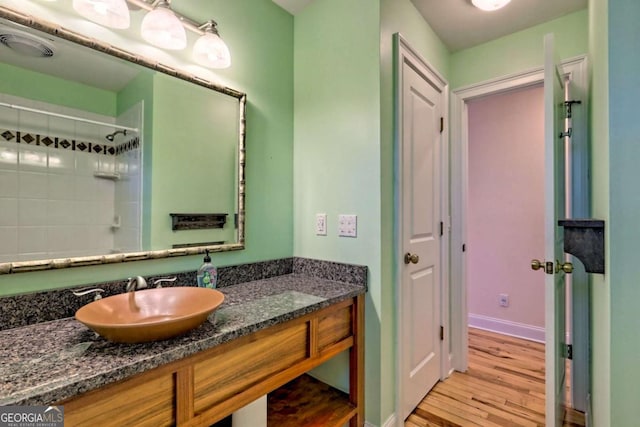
[153,276,177,288]
[72,287,105,301]
[126,276,148,293]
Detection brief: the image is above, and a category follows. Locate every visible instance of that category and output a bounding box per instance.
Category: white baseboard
[468,313,545,343]
[382,413,397,427]
[365,413,397,427]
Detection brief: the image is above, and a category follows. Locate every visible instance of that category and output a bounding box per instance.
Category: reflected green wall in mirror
[0,61,116,116]
[114,70,239,250]
[149,73,239,250]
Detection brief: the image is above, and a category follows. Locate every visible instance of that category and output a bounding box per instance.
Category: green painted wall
[380,0,450,78]
[292,0,381,423]
[608,0,640,423]
[0,62,115,116]
[294,0,450,423]
[379,0,451,422]
[450,9,589,89]
[0,0,293,296]
[588,0,610,424]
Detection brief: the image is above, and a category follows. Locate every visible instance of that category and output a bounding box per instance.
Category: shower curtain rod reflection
[0,102,139,133]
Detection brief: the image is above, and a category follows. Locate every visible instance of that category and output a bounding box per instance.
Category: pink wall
[467,84,545,330]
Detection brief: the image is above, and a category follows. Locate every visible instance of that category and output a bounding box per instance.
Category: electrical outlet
[338,214,357,237]
[315,213,327,236]
[499,293,509,307]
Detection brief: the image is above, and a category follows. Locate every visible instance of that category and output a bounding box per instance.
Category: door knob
[532,259,573,274]
[556,260,574,274]
[404,253,419,265]
[531,259,554,274]
[531,259,545,271]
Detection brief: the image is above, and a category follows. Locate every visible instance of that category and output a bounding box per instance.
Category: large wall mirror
[0,7,246,274]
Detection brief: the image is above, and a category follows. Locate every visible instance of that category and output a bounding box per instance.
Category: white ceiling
[272,0,315,15]
[3,0,589,90]
[411,0,587,51]
[272,0,587,52]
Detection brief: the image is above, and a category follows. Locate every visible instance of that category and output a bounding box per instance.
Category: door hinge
[564,344,573,360]
[440,325,444,341]
[440,117,444,133]
[440,221,444,236]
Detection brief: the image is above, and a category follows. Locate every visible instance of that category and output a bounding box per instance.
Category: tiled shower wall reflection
[0,94,142,263]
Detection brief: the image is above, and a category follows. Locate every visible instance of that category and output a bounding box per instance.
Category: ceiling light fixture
[140,0,187,50]
[193,21,231,69]
[72,0,131,29]
[471,0,511,11]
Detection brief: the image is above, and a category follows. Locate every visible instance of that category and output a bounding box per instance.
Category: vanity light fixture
[140,0,187,50]
[72,0,131,29]
[471,0,511,11]
[193,21,231,69]
[71,0,233,66]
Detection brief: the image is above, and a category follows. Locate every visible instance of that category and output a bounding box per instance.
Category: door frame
[449,55,589,404]
[394,33,450,425]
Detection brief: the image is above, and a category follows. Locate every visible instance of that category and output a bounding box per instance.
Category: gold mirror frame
[0,6,246,275]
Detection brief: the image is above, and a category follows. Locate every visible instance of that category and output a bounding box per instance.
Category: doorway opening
[466,83,546,344]
[449,55,590,424]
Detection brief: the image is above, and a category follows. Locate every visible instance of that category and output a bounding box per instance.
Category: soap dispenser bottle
[197,250,218,289]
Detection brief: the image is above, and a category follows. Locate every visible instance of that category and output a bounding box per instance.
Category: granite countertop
[0,274,365,406]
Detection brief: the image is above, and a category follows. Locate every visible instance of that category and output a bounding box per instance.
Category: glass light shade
[471,0,511,11]
[140,6,187,50]
[72,0,130,29]
[193,32,231,69]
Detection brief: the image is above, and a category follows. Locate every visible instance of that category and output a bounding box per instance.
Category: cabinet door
[62,372,175,427]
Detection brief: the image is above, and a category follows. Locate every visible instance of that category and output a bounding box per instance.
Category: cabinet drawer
[193,322,309,414]
[63,372,175,427]
[318,305,352,351]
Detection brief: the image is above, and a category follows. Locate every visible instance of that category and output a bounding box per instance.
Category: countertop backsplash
[0,257,367,331]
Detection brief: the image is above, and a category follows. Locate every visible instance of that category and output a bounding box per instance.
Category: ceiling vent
[0,27,55,58]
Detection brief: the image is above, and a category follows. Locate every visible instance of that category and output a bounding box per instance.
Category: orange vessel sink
[75,287,225,343]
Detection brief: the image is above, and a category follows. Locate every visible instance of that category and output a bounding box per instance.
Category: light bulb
[140,4,187,50]
[471,0,511,11]
[72,0,130,29]
[193,30,231,69]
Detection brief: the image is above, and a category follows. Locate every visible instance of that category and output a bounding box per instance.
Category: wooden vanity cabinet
[59,294,364,427]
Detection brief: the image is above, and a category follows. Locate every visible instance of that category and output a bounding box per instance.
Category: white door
[400,55,443,420]
[542,33,570,426]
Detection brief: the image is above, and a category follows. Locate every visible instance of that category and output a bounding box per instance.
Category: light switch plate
[316,213,327,236]
[338,214,357,237]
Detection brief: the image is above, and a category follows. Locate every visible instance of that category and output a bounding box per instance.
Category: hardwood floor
[405,328,586,427]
